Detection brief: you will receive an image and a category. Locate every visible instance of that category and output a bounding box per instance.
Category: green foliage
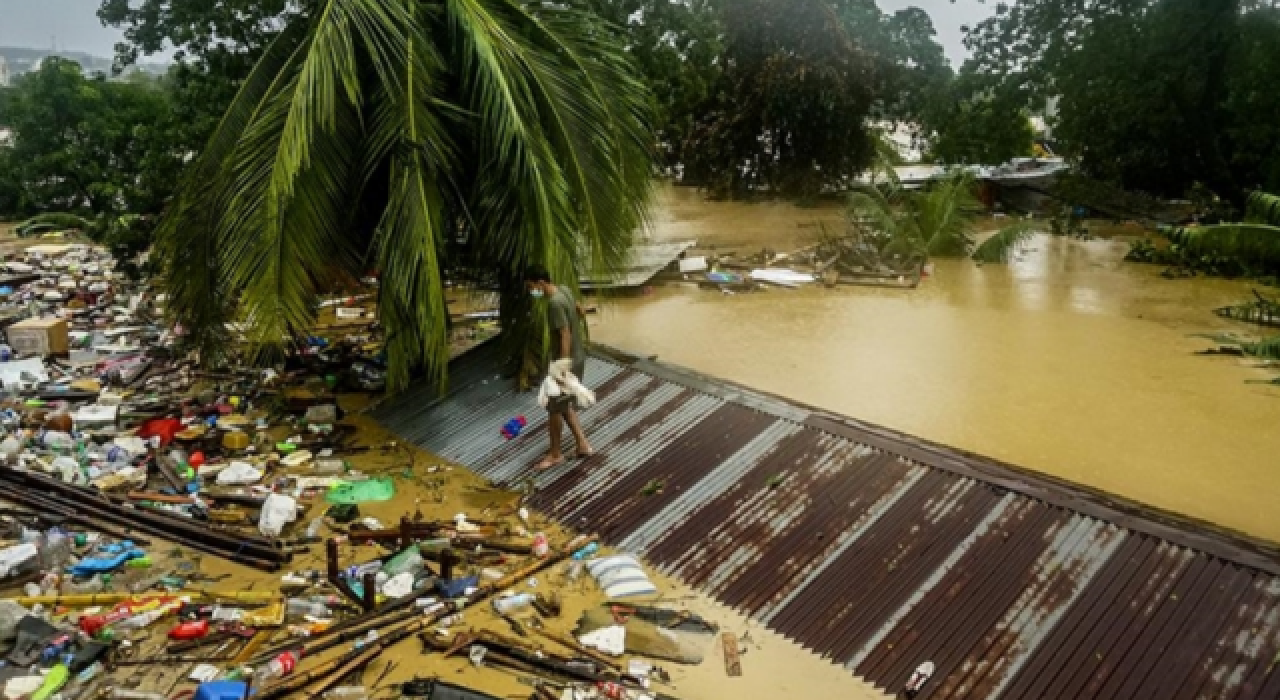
[158,0,655,391]
[846,174,1032,263]
[1199,332,1280,362]
[1246,192,1280,227]
[98,0,310,151]
[923,79,1035,166]
[568,0,722,170]
[966,0,1280,201]
[1163,224,1280,274]
[972,222,1041,264]
[0,57,184,258]
[684,0,877,198]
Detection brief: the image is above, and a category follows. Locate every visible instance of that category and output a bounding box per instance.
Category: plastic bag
[217,461,262,485]
[325,477,395,504]
[259,494,298,538]
[0,543,38,578]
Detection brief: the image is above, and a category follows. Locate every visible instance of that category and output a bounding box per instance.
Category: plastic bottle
[304,516,325,538]
[117,608,166,630]
[42,531,72,568]
[323,687,369,700]
[492,593,535,616]
[109,691,166,700]
[382,548,424,579]
[531,533,550,559]
[253,651,301,685]
[570,542,600,561]
[286,599,331,619]
[352,630,378,651]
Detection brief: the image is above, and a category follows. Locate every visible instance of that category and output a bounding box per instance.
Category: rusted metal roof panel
[373,347,1280,699]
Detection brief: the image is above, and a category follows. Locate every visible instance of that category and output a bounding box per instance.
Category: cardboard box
[6,317,70,356]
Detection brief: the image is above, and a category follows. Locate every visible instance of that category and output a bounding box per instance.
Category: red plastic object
[136,418,183,447]
[168,619,210,640]
[188,452,206,469]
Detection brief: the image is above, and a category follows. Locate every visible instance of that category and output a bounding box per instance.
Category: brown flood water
[594,185,1280,544]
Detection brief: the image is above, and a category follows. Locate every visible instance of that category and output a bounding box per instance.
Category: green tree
[684,0,878,197]
[0,58,184,256]
[158,0,655,391]
[569,0,722,169]
[965,0,1280,201]
[924,74,1035,165]
[98,0,312,151]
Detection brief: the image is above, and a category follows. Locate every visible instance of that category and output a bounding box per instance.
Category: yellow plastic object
[241,601,285,628]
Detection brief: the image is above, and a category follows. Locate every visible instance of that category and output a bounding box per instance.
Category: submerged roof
[373,344,1280,700]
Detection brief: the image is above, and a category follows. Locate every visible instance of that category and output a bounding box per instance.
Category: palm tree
[846,173,1037,264]
[157,0,654,391]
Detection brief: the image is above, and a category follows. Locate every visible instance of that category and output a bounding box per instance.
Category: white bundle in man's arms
[536,359,596,408]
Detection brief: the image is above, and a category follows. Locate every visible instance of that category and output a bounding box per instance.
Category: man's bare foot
[534,455,565,471]
[575,447,595,459]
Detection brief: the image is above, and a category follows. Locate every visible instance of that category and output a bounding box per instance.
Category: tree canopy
[0,57,185,250]
[965,0,1280,199]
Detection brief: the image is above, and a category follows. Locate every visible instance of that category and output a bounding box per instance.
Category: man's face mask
[530,288,545,299]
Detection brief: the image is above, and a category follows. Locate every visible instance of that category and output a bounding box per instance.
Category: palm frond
[154,0,655,388]
[971,221,1041,263]
[156,21,311,362]
[1245,191,1280,227]
[17,213,92,237]
[1164,223,1280,272]
[846,187,900,239]
[918,174,982,256]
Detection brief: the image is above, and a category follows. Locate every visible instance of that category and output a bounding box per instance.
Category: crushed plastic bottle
[304,516,325,538]
[323,687,369,700]
[285,599,330,619]
[253,650,301,685]
[492,593,535,616]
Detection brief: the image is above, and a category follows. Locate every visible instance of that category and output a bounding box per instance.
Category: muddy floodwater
[593,185,1280,544]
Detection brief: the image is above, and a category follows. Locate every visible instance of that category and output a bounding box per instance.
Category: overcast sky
[0,0,995,66]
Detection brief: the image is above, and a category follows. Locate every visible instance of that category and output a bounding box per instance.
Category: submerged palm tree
[847,174,1037,263]
[158,0,654,390]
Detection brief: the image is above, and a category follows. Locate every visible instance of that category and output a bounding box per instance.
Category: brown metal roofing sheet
[556,402,777,539]
[769,471,1000,662]
[373,347,1280,699]
[641,428,826,588]
[1049,542,1194,700]
[858,501,1061,691]
[1175,574,1270,700]
[826,483,1004,664]
[998,533,1157,700]
[890,507,1071,696]
[713,450,909,614]
[945,521,1128,699]
[1148,564,1255,699]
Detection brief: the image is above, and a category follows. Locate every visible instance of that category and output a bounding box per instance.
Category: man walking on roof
[526,265,593,470]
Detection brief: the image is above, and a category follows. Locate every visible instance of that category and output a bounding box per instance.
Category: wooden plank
[721,632,742,677]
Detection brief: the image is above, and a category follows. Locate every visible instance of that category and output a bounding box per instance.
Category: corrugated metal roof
[372,345,1280,699]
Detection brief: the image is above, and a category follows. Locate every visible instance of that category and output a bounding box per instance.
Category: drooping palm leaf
[1215,290,1280,328]
[971,221,1041,263]
[1163,223,1280,272]
[1245,191,1280,227]
[16,213,92,237]
[916,174,982,257]
[155,0,655,390]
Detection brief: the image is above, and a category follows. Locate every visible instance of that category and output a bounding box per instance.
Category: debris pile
[0,242,723,700]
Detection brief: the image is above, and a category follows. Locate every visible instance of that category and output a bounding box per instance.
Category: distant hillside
[0,47,168,80]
